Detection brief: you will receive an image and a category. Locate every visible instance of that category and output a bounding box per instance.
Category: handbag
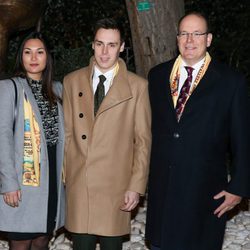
[10,78,17,132]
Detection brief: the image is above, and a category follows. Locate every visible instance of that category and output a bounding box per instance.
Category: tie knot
[99,75,106,83]
[185,66,194,76]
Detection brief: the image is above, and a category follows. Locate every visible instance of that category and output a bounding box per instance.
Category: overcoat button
[173,133,180,138]
[79,92,83,97]
[82,135,87,140]
[79,113,84,118]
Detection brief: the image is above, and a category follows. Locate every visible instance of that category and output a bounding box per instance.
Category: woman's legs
[9,235,50,250]
[9,240,31,250]
[31,235,50,250]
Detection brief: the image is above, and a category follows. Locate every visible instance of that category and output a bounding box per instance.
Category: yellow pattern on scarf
[170,52,211,108]
[22,93,41,186]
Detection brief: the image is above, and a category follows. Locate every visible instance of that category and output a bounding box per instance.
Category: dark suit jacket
[145,58,250,250]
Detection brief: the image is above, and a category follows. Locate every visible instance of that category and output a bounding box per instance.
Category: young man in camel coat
[63,18,151,250]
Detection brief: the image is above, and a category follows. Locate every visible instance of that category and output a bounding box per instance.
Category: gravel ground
[0,201,250,249]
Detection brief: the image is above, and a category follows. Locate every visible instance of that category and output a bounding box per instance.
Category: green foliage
[52,44,93,78]
[44,0,129,49]
[41,0,132,80]
[6,0,250,85]
[7,0,132,81]
[185,0,250,83]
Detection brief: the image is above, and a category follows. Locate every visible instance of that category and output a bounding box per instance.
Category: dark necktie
[94,74,106,115]
[175,66,194,121]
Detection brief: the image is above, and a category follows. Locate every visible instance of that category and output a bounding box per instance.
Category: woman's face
[22,38,47,80]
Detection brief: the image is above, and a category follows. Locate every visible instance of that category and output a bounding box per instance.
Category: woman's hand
[3,190,22,207]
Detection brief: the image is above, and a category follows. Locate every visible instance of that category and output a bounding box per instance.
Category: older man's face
[177,14,212,66]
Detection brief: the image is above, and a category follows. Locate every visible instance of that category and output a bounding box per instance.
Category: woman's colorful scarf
[22,92,41,186]
[170,52,211,111]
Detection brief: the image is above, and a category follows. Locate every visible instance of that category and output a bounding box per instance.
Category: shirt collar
[181,57,205,72]
[93,66,115,82]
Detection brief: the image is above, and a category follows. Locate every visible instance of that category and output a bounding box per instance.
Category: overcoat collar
[86,57,133,117]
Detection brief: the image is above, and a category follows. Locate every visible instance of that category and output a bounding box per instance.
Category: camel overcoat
[63,58,151,236]
[0,77,65,232]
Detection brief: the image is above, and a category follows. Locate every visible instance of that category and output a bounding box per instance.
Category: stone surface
[1,202,250,249]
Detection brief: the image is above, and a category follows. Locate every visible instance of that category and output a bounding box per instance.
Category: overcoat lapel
[164,61,177,121]
[97,71,132,116]
[189,61,216,97]
[87,58,133,117]
[177,60,219,122]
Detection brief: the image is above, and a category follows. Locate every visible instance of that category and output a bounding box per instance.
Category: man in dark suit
[145,11,250,250]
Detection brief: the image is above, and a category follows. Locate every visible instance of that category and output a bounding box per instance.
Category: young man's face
[92,28,125,73]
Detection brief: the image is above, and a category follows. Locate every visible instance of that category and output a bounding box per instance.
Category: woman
[0,32,65,250]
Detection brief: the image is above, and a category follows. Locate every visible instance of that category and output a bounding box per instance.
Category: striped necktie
[175,66,194,121]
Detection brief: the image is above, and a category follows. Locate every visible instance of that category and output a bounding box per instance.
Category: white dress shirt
[178,58,206,95]
[92,66,116,95]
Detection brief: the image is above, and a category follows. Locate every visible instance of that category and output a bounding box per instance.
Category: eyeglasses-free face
[92,28,125,73]
[177,14,213,66]
[22,39,47,81]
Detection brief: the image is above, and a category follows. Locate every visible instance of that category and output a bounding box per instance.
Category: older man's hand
[214,190,241,218]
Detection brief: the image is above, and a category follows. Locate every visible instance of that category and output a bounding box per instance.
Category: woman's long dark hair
[14,31,59,106]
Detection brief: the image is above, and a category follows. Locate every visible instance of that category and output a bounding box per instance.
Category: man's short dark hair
[178,11,211,33]
[93,18,125,43]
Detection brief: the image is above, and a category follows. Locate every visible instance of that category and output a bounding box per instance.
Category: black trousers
[71,233,123,250]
